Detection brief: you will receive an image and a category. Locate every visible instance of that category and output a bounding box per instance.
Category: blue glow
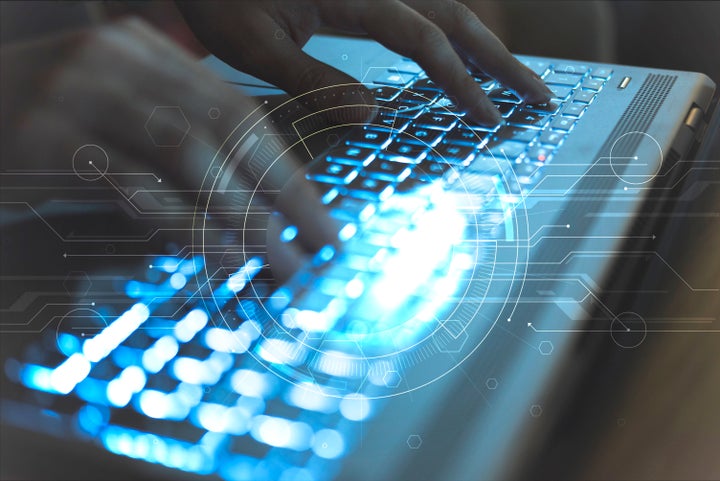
[101,425,212,474]
[250,415,313,451]
[339,393,372,421]
[169,273,187,290]
[178,256,204,276]
[311,429,345,459]
[56,333,80,357]
[142,335,178,373]
[257,338,304,366]
[285,383,338,414]
[203,327,250,354]
[83,303,149,362]
[231,369,273,399]
[279,468,315,481]
[227,257,263,294]
[338,223,357,242]
[173,309,208,343]
[315,245,336,264]
[75,377,109,405]
[154,257,179,273]
[344,278,365,299]
[138,390,188,420]
[77,404,107,435]
[20,364,56,393]
[50,353,91,394]
[268,286,292,311]
[280,225,298,243]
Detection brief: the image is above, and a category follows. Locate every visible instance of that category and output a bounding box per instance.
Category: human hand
[0,18,339,261]
[177,0,554,126]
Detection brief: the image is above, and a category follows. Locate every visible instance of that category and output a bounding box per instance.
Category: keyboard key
[306,161,358,184]
[371,86,401,102]
[403,126,445,146]
[538,129,565,146]
[379,100,425,117]
[410,77,441,92]
[426,143,475,165]
[429,95,463,114]
[467,155,512,177]
[412,160,451,181]
[512,162,543,184]
[506,110,552,129]
[591,67,613,79]
[552,64,589,76]
[495,102,516,118]
[550,116,575,132]
[393,60,424,75]
[326,146,375,166]
[547,84,574,100]
[414,112,458,131]
[544,72,582,87]
[561,103,586,118]
[523,60,550,77]
[395,89,440,105]
[379,140,428,163]
[572,90,596,104]
[523,102,560,114]
[345,177,395,201]
[525,145,553,164]
[373,70,416,87]
[375,112,413,131]
[488,88,522,104]
[345,127,393,149]
[581,78,605,91]
[495,126,538,143]
[442,128,489,147]
[485,140,527,160]
[364,159,413,182]
[329,196,377,222]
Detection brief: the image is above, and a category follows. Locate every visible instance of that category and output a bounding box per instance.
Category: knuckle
[415,22,446,52]
[296,64,334,95]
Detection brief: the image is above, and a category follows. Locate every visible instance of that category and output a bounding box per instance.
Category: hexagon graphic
[63,271,92,297]
[406,434,422,449]
[145,106,190,147]
[538,340,554,356]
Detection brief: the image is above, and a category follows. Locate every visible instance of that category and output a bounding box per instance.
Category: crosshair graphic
[609,131,664,185]
[72,144,109,181]
[190,83,531,399]
[610,311,647,348]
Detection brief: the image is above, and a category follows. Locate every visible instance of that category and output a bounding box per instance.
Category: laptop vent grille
[596,73,677,158]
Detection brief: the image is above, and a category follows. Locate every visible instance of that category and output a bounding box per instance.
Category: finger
[405,0,553,104]
[334,0,501,126]
[208,12,377,125]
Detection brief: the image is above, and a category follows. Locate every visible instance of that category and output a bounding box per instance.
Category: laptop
[1,33,717,481]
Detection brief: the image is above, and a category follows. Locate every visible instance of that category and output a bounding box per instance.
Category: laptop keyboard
[3,58,612,481]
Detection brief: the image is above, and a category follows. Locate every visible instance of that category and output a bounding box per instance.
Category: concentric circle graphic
[191,83,530,399]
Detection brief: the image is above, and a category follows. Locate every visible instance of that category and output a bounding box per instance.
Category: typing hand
[1,18,339,260]
[177,0,553,127]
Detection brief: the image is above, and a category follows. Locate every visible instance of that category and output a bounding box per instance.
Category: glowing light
[285,383,338,413]
[169,273,186,290]
[56,333,80,356]
[20,364,55,393]
[251,415,313,451]
[312,429,345,459]
[142,335,178,373]
[257,338,304,366]
[231,369,273,398]
[280,225,298,243]
[203,327,251,354]
[344,278,365,299]
[83,303,149,362]
[226,257,263,293]
[174,309,208,343]
[50,353,91,394]
[339,393,372,421]
[338,223,357,242]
